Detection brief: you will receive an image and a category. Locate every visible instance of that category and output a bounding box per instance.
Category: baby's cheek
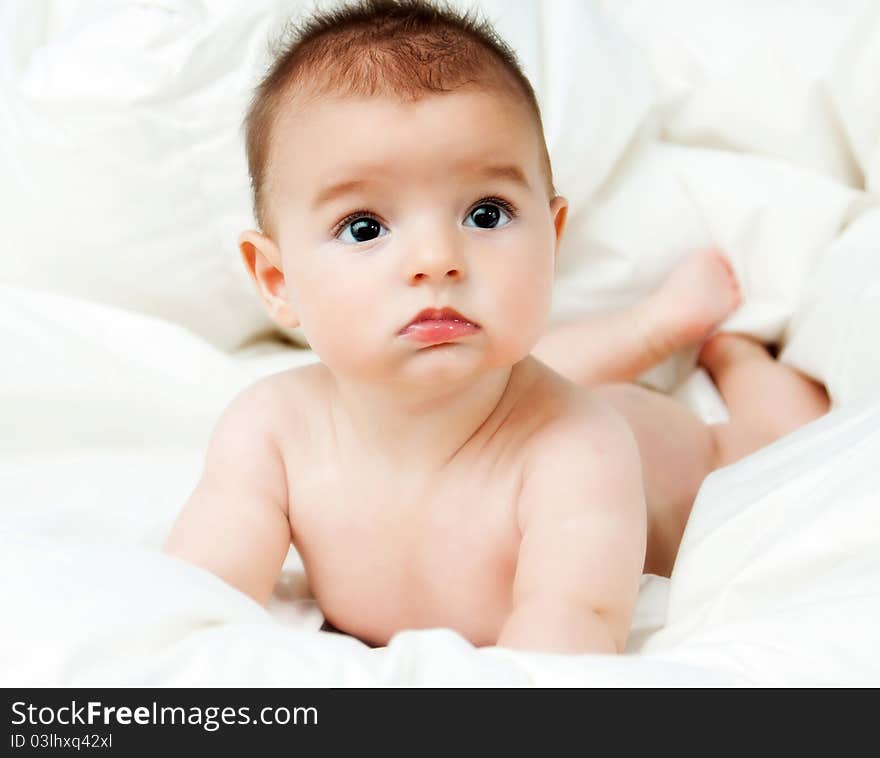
[301,294,391,375]
[497,260,553,329]
[302,302,365,359]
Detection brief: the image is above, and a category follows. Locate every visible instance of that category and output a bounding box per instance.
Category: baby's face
[250,88,567,385]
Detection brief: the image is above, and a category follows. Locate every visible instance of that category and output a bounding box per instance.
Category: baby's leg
[595,336,830,576]
[532,249,741,387]
[698,334,831,465]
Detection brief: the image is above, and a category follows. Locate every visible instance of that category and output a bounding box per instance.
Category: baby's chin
[402,341,488,376]
[326,341,517,388]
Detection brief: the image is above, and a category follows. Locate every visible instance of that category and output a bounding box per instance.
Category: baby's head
[239,0,568,386]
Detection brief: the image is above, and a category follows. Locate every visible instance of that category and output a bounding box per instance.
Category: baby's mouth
[398,307,481,344]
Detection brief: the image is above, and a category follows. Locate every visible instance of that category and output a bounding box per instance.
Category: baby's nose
[411,267,461,283]
[405,235,466,284]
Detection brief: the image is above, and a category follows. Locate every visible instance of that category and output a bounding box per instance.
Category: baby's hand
[497,398,646,655]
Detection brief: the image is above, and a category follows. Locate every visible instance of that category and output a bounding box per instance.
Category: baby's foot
[643,249,742,358]
[700,333,831,427]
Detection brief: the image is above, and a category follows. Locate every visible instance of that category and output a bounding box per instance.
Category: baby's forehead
[290,124,533,205]
[273,86,540,168]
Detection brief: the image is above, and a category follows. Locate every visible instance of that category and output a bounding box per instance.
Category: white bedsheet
[1,286,878,686]
[2,0,879,687]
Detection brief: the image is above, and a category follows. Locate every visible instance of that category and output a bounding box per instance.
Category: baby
[163,0,829,654]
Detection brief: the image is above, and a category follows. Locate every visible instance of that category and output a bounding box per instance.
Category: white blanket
[1,287,878,686]
[2,0,879,686]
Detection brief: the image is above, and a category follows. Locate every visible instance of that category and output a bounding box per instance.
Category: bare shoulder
[195,366,330,513]
[504,362,647,653]
[227,361,330,435]
[516,360,644,528]
[519,358,638,454]
[257,362,336,459]
[205,362,331,492]
[164,365,329,605]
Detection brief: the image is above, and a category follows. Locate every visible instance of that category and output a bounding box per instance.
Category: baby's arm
[162,382,291,606]
[497,400,646,654]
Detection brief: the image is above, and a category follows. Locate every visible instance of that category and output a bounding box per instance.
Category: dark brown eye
[470,204,501,228]
[348,218,382,242]
[336,215,387,244]
[464,199,515,230]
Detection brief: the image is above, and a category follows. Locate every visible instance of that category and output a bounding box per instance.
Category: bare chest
[287,458,523,647]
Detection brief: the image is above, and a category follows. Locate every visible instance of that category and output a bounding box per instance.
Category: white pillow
[599,0,877,188]
[549,136,865,393]
[0,1,299,351]
[547,1,880,401]
[782,206,880,407]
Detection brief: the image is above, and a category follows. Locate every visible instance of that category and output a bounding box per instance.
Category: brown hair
[243,0,556,235]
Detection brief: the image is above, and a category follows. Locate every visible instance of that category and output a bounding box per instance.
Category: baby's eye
[336,215,388,244]
[334,198,517,245]
[463,200,515,230]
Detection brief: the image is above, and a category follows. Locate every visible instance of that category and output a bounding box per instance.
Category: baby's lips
[399,306,479,334]
[400,319,481,344]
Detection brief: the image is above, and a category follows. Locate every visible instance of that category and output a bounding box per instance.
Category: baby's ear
[238,230,300,329]
[549,196,569,272]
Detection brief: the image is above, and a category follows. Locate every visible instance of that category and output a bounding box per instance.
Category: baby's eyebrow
[312,178,378,210]
[472,163,531,191]
[311,163,530,210]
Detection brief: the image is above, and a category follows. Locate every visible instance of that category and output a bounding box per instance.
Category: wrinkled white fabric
[1,0,879,686]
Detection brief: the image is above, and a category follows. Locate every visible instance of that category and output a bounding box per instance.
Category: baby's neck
[329,363,520,472]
